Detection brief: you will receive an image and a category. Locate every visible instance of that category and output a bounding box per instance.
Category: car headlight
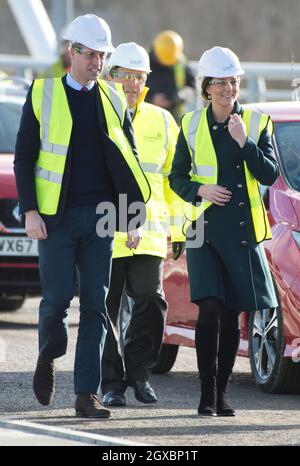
[292,231,300,247]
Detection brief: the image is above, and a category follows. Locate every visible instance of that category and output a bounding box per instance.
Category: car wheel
[0,296,25,312]
[152,344,179,374]
[248,297,300,394]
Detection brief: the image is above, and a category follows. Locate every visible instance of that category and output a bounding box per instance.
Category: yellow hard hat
[153,30,184,66]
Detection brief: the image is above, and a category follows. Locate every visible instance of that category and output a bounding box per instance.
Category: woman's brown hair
[201,77,212,100]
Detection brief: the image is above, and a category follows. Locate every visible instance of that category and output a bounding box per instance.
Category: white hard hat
[108,42,151,73]
[64,14,114,52]
[198,46,244,77]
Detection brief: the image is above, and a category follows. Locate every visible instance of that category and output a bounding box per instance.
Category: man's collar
[66,73,95,91]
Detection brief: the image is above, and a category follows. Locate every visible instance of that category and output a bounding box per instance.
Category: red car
[0,93,40,311]
[159,101,300,395]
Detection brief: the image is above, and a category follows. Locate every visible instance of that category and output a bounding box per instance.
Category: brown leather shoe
[33,355,55,406]
[75,393,111,418]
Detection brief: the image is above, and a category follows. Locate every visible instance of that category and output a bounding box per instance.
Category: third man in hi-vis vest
[14,15,150,419]
[101,42,185,407]
[169,46,279,417]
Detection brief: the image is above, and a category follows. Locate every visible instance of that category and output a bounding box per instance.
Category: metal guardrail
[0,56,300,103]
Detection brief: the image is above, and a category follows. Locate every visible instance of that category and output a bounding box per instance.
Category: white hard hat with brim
[64,14,114,53]
[198,46,244,78]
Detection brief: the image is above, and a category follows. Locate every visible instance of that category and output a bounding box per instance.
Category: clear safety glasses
[110,70,147,83]
[209,78,240,88]
[72,45,107,60]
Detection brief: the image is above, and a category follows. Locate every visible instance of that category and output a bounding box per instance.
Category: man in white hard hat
[101,42,185,407]
[14,15,150,418]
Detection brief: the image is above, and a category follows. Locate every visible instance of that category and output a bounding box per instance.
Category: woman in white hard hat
[169,46,279,417]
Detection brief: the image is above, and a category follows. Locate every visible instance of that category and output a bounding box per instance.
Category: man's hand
[198,185,232,206]
[172,241,185,260]
[25,210,48,240]
[126,228,142,250]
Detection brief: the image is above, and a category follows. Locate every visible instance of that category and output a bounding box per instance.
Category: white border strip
[0,420,151,446]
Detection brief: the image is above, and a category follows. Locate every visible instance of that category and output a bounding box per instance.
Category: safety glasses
[110,70,147,83]
[209,78,240,88]
[72,45,106,60]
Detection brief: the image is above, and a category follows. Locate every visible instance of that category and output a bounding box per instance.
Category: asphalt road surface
[0,297,299,446]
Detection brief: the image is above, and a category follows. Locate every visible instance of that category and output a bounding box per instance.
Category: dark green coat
[169,102,279,312]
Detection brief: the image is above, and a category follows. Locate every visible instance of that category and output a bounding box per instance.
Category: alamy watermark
[291,338,300,363]
[95,194,205,248]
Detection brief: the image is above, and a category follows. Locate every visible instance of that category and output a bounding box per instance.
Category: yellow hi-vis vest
[113,89,185,259]
[31,78,150,215]
[181,107,272,243]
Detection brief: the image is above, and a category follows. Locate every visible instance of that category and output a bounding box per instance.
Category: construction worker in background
[14,15,150,419]
[39,27,71,78]
[145,30,196,123]
[102,42,185,407]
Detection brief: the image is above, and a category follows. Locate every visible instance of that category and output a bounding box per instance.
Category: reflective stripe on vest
[140,162,164,174]
[32,78,150,215]
[99,80,151,204]
[139,111,170,176]
[113,102,179,259]
[100,80,125,124]
[142,220,168,233]
[182,107,272,242]
[35,166,63,184]
[40,79,68,156]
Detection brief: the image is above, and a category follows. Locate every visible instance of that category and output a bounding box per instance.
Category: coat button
[236,164,242,170]
[237,184,243,189]
[204,220,209,226]
[240,221,246,227]
[205,240,211,245]
[238,202,245,207]
[212,124,218,130]
[241,240,248,246]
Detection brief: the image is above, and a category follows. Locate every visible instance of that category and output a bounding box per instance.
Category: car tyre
[248,281,300,394]
[0,296,25,312]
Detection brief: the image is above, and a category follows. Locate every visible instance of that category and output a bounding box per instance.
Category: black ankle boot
[195,320,219,417]
[217,327,240,417]
[216,390,235,416]
[198,376,217,416]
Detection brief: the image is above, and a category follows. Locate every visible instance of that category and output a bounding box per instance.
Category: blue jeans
[38,206,113,394]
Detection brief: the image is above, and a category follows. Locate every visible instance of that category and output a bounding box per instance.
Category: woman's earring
[207,94,211,100]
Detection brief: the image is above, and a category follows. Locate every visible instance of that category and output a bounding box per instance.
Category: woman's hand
[198,185,232,206]
[228,113,247,148]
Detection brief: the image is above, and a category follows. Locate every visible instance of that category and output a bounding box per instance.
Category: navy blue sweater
[65,84,114,207]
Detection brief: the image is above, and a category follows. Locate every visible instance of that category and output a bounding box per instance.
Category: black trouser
[195,298,240,388]
[101,255,167,394]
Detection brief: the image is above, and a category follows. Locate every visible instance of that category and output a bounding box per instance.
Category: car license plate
[0,236,39,256]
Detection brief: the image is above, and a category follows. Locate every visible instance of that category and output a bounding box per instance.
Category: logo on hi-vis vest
[143,132,162,142]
